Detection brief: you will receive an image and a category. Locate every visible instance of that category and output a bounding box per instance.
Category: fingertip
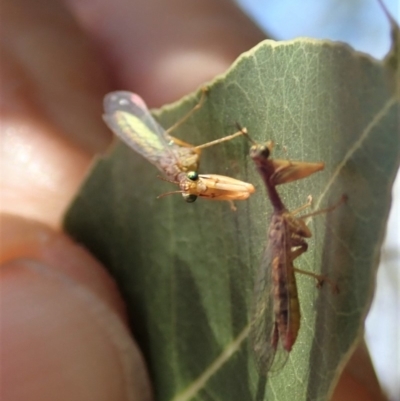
[66,0,266,105]
[332,340,386,401]
[0,258,153,401]
[1,214,125,317]
[0,215,153,400]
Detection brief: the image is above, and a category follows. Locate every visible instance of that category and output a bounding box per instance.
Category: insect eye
[183,194,197,203]
[187,171,199,181]
[260,146,270,159]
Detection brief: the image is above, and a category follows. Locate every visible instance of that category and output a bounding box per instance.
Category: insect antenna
[155,176,183,198]
[157,190,184,199]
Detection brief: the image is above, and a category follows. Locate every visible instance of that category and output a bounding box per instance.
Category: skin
[0,0,384,399]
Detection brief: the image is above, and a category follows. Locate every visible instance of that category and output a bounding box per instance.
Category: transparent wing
[250,237,277,374]
[103,91,177,169]
[251,215,291,375]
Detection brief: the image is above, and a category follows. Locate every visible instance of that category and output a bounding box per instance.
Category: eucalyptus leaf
[64,39,400,401]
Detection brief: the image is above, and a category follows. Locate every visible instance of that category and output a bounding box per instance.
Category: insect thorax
[282,211,311,238]
[179,175,207,194]
[174,147,199,172]
[268,214,287,246]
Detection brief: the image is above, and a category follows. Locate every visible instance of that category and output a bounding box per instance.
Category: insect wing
[103,91,176,169]
[197,174,255,200]
[251,219,290,374]
[251,238,278,373]
[270,158,325,186]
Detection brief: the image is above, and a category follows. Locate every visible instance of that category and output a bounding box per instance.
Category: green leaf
[378,0,400,78]
[64,39,400,401]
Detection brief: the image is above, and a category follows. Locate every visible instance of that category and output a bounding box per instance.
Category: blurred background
[234,0,399,400]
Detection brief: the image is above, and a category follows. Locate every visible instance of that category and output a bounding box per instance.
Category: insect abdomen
[283,269,300,351]
[272,260,300,351]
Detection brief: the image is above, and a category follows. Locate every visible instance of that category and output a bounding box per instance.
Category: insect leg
[294,267,340,293]
[290,238,308,260]
[169,136,198,149]
[193,129,246,151]
[165,87,208,135]
[228,200,237,212]
[299,194,348,220]
[290,235,339,292]
[291,196,313,216]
